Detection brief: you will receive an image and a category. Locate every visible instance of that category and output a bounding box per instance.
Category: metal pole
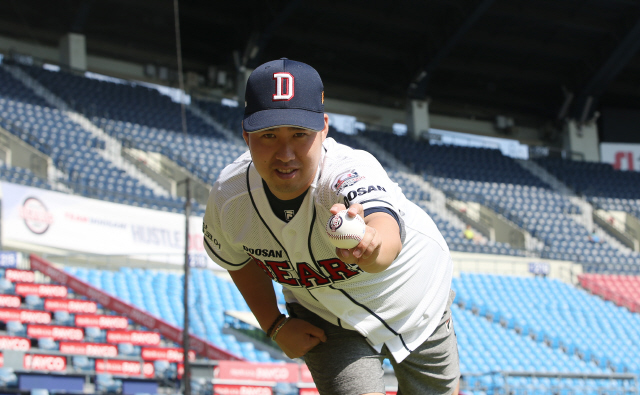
[182,178,191,395]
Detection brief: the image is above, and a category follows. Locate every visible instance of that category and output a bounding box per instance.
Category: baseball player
[203,58,459,395]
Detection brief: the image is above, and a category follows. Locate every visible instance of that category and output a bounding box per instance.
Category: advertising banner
[4,269,35,283]
[27,324,83,340]
[215,361,298,383]
[44,298,97,314]
[74,314,128,329]
[106,330,161,346]
[600,143,640,171]
[0,295,21,308]
[0,336,31,351]
[0,308,50,324]
[1,182,210,266]
[213,385,272,395]
[95,359,154,378]
[59,342,118,357]
[140,347,195,362]
[24,354,67,372]
[14,283,67,298]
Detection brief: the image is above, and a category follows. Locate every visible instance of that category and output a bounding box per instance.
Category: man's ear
[242,129,250,147]
[321,113,329,140]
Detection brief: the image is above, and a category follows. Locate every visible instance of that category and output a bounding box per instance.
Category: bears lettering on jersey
[250,255,362,289]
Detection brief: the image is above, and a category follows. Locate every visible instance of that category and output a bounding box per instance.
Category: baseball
[326,210,366,249]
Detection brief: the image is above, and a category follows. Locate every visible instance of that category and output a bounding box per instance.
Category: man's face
[243,114,329,200]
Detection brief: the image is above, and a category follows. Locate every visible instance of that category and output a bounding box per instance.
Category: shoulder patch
[332,170,366,195]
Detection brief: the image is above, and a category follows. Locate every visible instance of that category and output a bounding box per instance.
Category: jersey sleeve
[330,151,401,216]
[202,185,251,270]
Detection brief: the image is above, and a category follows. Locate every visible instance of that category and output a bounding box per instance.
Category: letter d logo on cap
[273,72,294,101]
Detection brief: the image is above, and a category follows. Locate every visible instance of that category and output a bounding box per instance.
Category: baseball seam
[328,234,362,241]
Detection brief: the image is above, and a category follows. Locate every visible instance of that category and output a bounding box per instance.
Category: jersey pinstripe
[203,137,453,362]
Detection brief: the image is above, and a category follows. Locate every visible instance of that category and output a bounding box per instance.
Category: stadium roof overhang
[1,0,640,136]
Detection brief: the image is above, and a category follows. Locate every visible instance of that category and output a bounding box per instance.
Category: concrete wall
[0,127,50,179]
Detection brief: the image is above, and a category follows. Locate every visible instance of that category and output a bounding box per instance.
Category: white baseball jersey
[203,137,453,362]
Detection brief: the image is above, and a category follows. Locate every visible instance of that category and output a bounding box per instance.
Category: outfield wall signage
[74,314,128,329]
[24,354,67,372]
[0,308,51,324]
[59,342,118,357]
[213,385,272,395]
[95,359,154,377]
[215,361,298,383]
[106,330,161,346]
[4,269,35,283]
[27,324,83,340]
[14,283,67,298]
[44,298,97,314]
[140,347,195,362]
[0,295,21,308]
[0,336,30,350]
[1,182,210,267]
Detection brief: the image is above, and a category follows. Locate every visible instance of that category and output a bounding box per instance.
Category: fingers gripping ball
[326,210,366,249]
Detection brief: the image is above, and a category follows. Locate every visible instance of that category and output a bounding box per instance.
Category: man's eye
[263,133,276,138]
[294,132,308,137]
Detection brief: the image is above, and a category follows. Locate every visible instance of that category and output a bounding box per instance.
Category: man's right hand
[273,318,327,359]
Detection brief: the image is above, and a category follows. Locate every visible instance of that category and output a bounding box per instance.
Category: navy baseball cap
[243,58,325,133]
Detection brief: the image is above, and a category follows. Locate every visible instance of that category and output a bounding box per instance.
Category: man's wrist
[265,313,286,338]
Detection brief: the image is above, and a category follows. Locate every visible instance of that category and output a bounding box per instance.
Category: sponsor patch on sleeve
[332,170,366,195]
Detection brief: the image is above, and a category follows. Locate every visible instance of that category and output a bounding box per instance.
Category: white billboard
[600,143,640,171]
[1,182,211,267]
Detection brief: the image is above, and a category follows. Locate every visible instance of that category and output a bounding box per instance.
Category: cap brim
[243,108,325,133]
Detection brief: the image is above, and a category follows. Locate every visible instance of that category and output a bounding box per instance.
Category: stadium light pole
[181,177,191,395]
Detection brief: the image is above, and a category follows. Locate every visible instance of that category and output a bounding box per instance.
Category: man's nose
[275,142,295,162]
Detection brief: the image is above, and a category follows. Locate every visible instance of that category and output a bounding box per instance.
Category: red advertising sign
[27,324,84,341]
[4,269,35,283]
[75,314,128,329]
[95,359,154,378]
[106,330,161,346]
[213,385,272,395]
[14,283,67,298]
[0,308,51,324]
[141,347,196,362]
[44,298,97,314]
[59,342,117,357]
[0,352,3,367]
[299,389,397,395]
[24,354,67,372]
[0,336,31,351]
[0,295,21,308]
[300,364,313,383]
[216,361,298,383]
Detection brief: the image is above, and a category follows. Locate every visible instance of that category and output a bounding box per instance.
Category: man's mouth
[277,169,296,174]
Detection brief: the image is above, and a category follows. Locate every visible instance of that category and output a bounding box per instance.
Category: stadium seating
[534,157,640,218]
[579,273,640,313]
[361,130,640,268]
[65,266,280,363]
[0,65,204,215]
[454,273,640,377]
